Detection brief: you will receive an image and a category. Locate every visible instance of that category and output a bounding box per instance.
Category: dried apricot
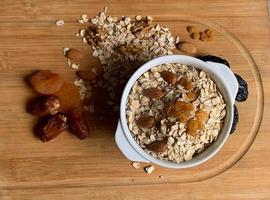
[173,111,190,123]
[187,119,199,137]
[54,82,81,113]
[174,101,193,112]
[196,109,209,123]
[29,70,63,95]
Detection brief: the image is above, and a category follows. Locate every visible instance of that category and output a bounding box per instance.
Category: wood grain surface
[0,0,269,199]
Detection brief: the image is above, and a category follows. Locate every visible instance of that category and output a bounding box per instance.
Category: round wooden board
[0,15,263,188]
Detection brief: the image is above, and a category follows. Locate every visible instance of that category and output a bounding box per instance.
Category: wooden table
[0,0,269,199]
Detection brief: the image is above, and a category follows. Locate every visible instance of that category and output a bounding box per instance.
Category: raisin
[230,105,239,134]
[197,55,230,68]
[234,73,249,102]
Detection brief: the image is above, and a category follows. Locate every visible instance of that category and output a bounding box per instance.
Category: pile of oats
[74,8,176,113]
[126,63,226,162]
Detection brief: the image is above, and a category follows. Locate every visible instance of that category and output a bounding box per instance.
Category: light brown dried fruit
[191,32,200,40]
[29,70,63,95]
[174,101,193,112]
[187,89,200,101]
[137,116,155,128]
[187,119,199,137]
[68,108,89,139]
[27,95,61,117]
[173,111,190,123]
[76,70,97,81]
[146,140,168,153]
[160,71,177,84]
[65,49,84,60]
[142,88,164,99]
[54,82,81,113]
[205,29,213,36]
[196,109,209,123]
[178,77,193,90]
[176,42,197,54]
[35,113,68,142]
[200,32,208,41]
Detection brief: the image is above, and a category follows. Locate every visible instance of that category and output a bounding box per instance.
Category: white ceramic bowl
[115,55,238,168]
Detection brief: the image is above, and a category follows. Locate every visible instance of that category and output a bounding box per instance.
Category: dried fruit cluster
[187,26,213,41]
[27,70,89,142]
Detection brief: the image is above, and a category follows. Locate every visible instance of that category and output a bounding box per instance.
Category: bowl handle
[115,121,150,163]
[206,61,238,103]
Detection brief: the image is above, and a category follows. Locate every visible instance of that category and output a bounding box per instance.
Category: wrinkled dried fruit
[146,140,168,153]
[176,42,197,54]
[173,111,190,123]
[196,109,209,123]
[186,26,198,33]
[197,55,230,68]
[205,29,213,36]
[200,32,208,41]
[235,74,249,102]
[230,105,239,134]
[35,113,68,142]
[160,71,177,84]
[27,95,61,117]
[137,116,155,128]
[142,88,164,99]
[187,119,200,137]
[187,89,200,101]
[65,49,84,60]
[178,77,193,90]
[29,70,63,95]
[174,101,193,111]
[68,108,89,139]
[76,70,97,81]
[54,82,81,113]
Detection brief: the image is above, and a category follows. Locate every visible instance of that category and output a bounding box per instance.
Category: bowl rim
[119,55,234,168]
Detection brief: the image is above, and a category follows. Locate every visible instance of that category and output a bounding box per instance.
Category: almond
[142,88,164,99]
[137,116,155,128]
[76,70,97,81]
[146,141,168,153]
[160,71,177,84]
[176,42,197,54]
[65,49,84,60]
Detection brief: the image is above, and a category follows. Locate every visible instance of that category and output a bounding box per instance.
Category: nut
[144,165,155,174]
[76,70,97,81]
[35,113,68,142]
[68,108,89,139]
[27,95,61,117]
[137,116,155,128]
[142,88,164,99]
[65,49,84,60]
[176,42,197,54]
[160,71,177,84]
[146,140,168,153]
[131,162,141,169]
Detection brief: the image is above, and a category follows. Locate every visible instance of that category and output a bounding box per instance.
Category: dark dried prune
[230,105,239,134]
[197,55,230,68]
[235,73,249,102]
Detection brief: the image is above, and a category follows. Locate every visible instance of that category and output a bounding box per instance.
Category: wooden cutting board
[0,0,269,199]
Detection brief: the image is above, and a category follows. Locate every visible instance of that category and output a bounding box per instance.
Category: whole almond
[76,70,97,81]
[65,49,84,60]
[137,116,155,128]
[176,42,197,54]
[160,71,177,84]
[146,141,168,153]
[142,88,164,99]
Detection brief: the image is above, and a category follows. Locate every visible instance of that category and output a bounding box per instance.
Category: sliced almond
[131,162,141,169]
[160,71,177,84]
[76,70,97,81]
[65,49,84,60]
[137,116,155,128]
[146,140,168,153]
[142,88,164,99]
[144,165,155,174]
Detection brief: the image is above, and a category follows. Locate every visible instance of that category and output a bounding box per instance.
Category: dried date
[68,108,89,139]
[230,105,239,134]
[235,73,249,102]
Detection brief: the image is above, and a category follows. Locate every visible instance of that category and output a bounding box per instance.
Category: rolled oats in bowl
[126,63,226,162]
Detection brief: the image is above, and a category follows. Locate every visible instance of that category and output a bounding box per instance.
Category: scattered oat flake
[131,162,141,169]
[56,19,64,26]
[144,165,155,174]
[71,63,80,69]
